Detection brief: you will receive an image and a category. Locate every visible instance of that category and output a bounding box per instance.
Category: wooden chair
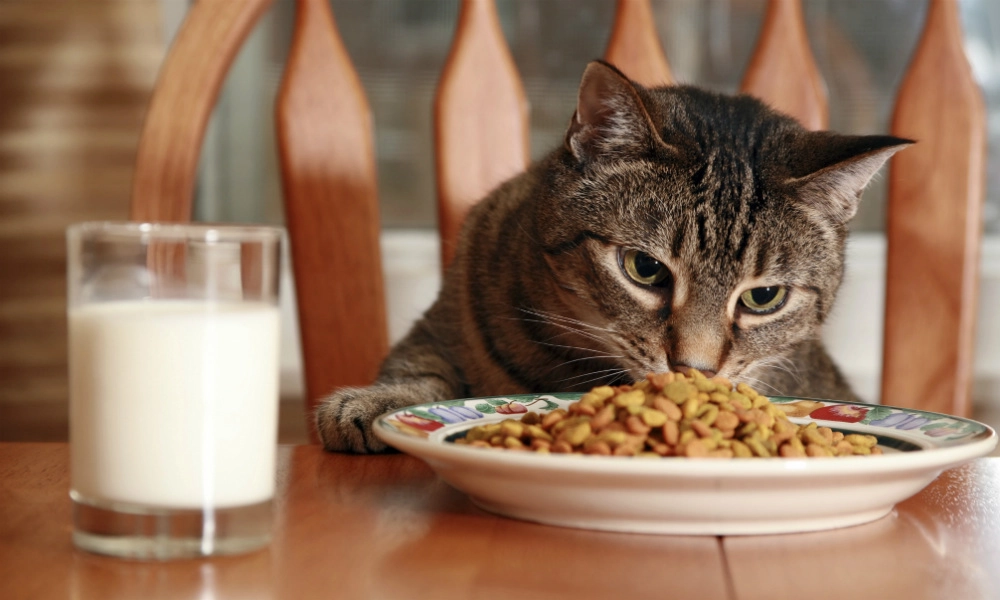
[130,0,985,441]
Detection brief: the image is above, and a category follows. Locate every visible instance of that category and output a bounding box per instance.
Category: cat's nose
[673,364,717,379]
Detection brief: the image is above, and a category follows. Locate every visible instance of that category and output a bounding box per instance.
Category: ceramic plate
[374,394,997,535]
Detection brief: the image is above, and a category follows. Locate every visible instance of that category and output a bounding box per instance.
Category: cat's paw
[314,385,408,454]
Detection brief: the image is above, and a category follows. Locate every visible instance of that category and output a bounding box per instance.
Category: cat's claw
[314,388,392,454]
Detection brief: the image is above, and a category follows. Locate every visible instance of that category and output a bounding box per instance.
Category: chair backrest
[131,0,985,441]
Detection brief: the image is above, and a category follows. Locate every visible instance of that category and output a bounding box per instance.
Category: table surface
[1,442,998,600]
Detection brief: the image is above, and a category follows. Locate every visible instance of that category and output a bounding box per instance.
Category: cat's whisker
[534,342,625,373]
[507,315,612,347]
[561,368,631,390]
[552,354,625,368]
[516,307,615,335]
[533,339,615,354]
[540,325,609,347]
[555,367,626,384]
[608,371,630,385]
[737,374,785,397]
[753,355,805,387]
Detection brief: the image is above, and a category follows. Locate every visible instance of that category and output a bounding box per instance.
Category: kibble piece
[504,436,526,449]
[597,429,627,446]
[662,420,680,446]
[584,439,612,455]
[697,404,719,426]
[690,420,713,439]
[694,379,717,393]
[684,439,710,457]
[551,440,573,453]
[745,437,770,457]
[845,433,878,448]
[640,408,668,428]
[560,421,592,446]
[625,415,652,435]
[530,439,551,451]
[780,442,806,458]
[541,409,568,428]
[499,420,524,438]
[802,427,829,448]
[590,404,616,430]
[714,410,739,432]
[613,444,638,457]
[682,398,700,419]
[731,440,753,458]
[613,390,647,408]
[526,424,553,442]
[679,429,697,446]
[521,412,541,426]
[664,381,694,403]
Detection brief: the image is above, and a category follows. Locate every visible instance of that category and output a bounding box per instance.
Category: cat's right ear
[788,134,913,224]
[565,60,669,164]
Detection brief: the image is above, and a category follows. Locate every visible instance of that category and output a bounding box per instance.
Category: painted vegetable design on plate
[868,412,932,430]
[391,413,445,436]
[807,404,871,423]
[428,405,483,423]
[785,401,985,442]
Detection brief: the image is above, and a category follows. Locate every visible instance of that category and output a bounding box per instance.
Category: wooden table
[2,443,998,599]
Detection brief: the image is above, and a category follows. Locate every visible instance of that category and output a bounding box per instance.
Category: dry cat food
[454,370,882,458]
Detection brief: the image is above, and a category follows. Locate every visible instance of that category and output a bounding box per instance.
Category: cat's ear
[565,60,669,163]
[789,134,913,223]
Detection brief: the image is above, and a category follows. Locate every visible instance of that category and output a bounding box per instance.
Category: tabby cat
[316,60,909,453]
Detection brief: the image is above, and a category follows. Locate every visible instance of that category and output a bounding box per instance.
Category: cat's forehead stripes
[668,163,766,284]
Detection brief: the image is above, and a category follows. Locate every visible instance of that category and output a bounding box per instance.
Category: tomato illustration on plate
[495,402,528,414]
[808,404,870,423]
[395,413,445,432]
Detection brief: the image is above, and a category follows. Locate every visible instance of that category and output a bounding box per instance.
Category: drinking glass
[67,222,283,559]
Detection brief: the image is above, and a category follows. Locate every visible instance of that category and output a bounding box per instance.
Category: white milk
[70,300,280,509]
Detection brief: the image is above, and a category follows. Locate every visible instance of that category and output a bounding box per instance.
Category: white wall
[277,230,442,397]
[826,234,1000,404]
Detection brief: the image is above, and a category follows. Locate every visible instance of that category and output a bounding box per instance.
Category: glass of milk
[67,222,283,560]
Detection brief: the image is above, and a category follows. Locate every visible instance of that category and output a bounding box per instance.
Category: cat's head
[532,60,910,390]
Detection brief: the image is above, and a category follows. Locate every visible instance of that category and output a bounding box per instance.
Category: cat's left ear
[565,60,671,163]
[789,134,913,223]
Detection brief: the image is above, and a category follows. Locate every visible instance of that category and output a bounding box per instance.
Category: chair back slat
[276,0,388,439]
[604,0,673,86]
[740,0,827,130]
[130,0,273,221]
[882,0,986,416]
[434,0,530,270]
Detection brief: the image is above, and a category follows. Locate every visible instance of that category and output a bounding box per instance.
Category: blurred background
[2,0,999,443]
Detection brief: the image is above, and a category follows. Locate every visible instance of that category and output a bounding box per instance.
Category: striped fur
[316,61,910,453]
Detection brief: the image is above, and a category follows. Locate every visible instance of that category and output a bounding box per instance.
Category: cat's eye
[621,249,670,287]
[739,286,788,314]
